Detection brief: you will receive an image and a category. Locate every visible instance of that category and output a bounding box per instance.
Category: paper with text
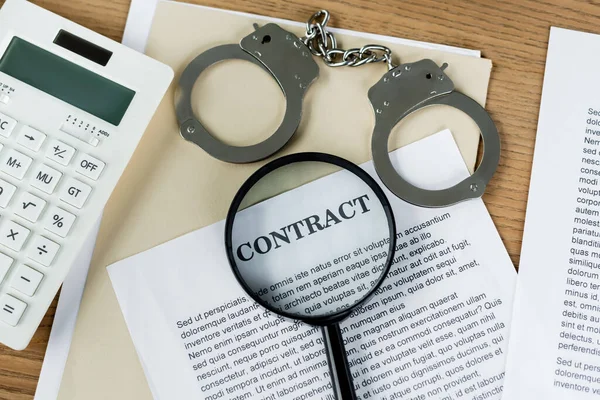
[503,27,600,399]
[108,130,515,400]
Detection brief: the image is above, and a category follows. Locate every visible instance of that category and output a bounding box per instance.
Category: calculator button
[0,294,26,326]
[11,265,43,297]
[0,94,10,105]
[0,220,30,251]
[27,236,59,267]
[0,178,16,208]
[16,126,46,152]
[44,206,75,237]
[0,112,17,138]
[30,164,62,194]
[74,153,105,181]
[0,253,13,283]
[15,192,46,222]
[45,139,75,166]
[0,149,32,180]
[59,177,91,209]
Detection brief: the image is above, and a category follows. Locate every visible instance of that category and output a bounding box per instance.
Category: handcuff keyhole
[262,35,271,44]
[426,73,432,79]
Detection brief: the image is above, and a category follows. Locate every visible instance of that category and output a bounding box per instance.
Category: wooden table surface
[0,0,595,398]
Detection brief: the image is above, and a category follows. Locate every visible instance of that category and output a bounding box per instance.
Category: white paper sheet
[108,130,515,400]
[32,221,100,400]
[121,0,481,57]
[34,2,483,398]
[502,27,600,399]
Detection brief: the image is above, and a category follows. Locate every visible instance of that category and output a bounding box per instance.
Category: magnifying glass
[225,152,396,400]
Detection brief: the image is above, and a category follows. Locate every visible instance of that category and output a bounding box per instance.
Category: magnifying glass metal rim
[224,151,397,326]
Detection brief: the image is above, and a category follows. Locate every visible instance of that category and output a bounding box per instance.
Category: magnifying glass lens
[229,158,394,320]
[226,154,396,400]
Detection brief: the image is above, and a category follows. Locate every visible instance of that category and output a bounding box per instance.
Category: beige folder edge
[57,2,492,399]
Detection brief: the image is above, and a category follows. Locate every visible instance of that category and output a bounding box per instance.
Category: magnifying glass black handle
[322,324,357,400]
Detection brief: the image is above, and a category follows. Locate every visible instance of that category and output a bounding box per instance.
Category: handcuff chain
[301,10,397,70]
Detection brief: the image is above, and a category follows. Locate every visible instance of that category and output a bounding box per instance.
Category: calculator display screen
[0,37,135,126]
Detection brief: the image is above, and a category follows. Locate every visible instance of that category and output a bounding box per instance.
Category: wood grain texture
[0,0,594,397]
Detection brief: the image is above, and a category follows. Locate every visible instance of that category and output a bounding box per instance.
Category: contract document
[503,27,600,399]
[108,130,516,400]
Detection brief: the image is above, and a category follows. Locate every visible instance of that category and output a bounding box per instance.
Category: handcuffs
[176,23,318,164]
[175,11,500,208]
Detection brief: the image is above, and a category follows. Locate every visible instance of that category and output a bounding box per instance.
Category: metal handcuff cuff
[175,10,500,208]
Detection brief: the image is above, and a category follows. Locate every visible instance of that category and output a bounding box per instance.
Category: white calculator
[0,0,173,350]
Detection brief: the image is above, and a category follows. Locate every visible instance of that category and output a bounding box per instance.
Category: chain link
[301,10,397,70]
